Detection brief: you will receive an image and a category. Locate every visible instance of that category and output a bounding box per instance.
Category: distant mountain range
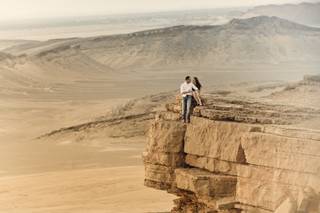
[4,16,320,70]
[1,10,320,97]
[242,2,320,27]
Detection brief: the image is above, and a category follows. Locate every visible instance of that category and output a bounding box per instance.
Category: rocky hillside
[242,2,320,27]
[143,76,320,213]
[0,46,114,98]
[38,91,176,145]
[4,16,320,70]
[0,39,39,51]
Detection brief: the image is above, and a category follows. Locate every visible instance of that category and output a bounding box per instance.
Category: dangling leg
[193,91,203,106]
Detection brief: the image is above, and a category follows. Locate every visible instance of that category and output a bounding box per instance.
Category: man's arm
[191,83,199,91]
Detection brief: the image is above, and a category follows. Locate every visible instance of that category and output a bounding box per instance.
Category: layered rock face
[143,92,320,213]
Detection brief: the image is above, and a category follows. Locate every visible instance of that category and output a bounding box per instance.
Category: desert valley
[0,1,320,213]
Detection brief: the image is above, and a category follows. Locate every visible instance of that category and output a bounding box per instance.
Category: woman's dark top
[193,82,202,91]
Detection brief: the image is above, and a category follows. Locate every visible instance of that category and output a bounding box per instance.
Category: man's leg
[181,96,187,122]
[186,96,192,123]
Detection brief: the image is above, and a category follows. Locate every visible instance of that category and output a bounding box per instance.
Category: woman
[192,77,203,106]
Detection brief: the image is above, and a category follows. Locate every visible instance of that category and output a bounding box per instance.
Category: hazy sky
[0,0,315,21]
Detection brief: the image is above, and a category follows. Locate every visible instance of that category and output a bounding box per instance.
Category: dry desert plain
[0,69,314,213]
[1,14,320,212]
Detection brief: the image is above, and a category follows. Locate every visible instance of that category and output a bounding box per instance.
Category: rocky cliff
[143,79,320,212]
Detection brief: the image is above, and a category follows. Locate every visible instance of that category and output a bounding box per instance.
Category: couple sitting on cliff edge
[180,76,203,123]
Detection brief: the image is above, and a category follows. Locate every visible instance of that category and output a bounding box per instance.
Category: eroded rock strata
[143,84,320,212]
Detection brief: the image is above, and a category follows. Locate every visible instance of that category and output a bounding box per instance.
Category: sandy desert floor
[0,166,175,213]
[0,96,175,213]
[0,10,319,211]
[0,68,315,213]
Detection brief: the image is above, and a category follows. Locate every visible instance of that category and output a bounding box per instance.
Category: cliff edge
[143,76,320,213]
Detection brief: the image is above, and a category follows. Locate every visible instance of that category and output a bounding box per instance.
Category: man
[180,76,199,123]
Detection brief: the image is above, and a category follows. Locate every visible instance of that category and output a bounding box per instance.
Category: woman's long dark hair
[193,77,202,90]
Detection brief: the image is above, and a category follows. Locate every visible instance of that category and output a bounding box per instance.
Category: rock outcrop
[143,89,320,212]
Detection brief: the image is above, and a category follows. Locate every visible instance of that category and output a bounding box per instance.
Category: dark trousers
[182,95,192,122]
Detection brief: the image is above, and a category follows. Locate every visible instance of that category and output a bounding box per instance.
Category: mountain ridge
[242,2,320,27]
[78,16,320,69]
[1,16,320,72]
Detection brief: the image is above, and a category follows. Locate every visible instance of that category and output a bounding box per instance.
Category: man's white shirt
[180,82,198,97]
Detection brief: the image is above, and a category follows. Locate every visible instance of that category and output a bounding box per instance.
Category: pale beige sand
[0,166,174,213]
[0,97,175,212]
[1,18,318,212]
[0,99,129,143]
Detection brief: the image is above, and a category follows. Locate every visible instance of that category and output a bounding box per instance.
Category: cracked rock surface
[144,76,320,213]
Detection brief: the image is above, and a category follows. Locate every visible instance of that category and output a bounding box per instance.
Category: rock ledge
[143,94,320,213]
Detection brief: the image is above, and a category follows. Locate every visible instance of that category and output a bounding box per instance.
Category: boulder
[175,168,237,198]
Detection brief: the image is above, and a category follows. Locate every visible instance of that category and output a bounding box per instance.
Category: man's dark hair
[185,76,191,81]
